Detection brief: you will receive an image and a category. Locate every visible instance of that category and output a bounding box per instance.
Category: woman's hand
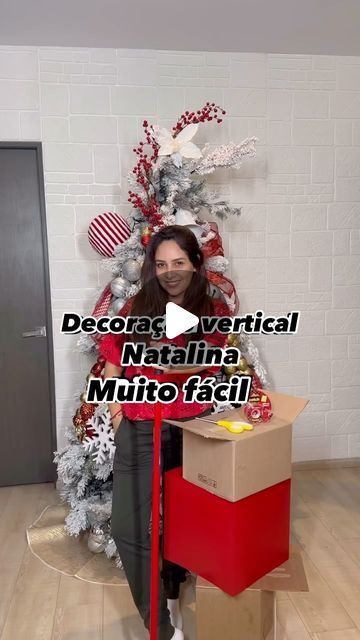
[112,412,123,434]
[110,403,123,435]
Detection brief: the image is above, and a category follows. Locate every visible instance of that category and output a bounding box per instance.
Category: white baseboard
[293,457,360,471]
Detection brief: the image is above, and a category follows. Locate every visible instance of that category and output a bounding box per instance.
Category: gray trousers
[111,415,189,640]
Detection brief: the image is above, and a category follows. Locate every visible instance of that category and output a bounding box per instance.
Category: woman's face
[155,240,196,302]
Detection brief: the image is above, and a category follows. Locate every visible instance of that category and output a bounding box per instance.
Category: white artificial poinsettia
[153,123,202,167]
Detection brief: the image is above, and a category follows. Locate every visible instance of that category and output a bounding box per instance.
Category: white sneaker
[171,629,184,640]
[167,598,183,631]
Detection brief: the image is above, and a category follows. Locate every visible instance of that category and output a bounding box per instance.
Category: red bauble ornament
[88,212,131,257]
[141,226,152,247]
[141,235,151,248]
[80,403,95,422]
[91,363,103,376]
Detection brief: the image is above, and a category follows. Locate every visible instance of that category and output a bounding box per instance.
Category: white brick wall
[1,45,359,459]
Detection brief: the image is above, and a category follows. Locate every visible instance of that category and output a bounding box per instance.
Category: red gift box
[163,466,290,596]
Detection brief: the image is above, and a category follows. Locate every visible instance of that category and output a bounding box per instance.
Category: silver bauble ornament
[110,276,128,298]
[122,258,141,282]
[88,526,106,554]
[112,297,126,314]
[208,283,222,299]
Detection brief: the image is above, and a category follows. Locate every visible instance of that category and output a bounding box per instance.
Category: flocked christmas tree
[54,103,269,566]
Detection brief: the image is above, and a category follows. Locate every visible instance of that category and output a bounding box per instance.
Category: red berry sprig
[128,119,161,226]
[128,105,227,226]
[172,102,226,136]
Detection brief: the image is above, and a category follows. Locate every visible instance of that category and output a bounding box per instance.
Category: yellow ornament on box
[80,391,87,403]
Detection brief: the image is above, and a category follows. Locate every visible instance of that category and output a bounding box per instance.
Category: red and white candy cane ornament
[88,212,131,257]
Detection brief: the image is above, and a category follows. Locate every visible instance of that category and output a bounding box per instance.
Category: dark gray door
[0,143,56,486]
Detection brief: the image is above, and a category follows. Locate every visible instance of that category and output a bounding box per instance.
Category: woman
[100,225,230,640]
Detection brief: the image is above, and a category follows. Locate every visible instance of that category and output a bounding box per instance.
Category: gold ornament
[227,334,239,347]
[75,424,87,441]
[80,391,87,403]
[86,373,96,383]
[238,357,249,372]
[241,367,253,376]
[224,365,239,377]
[73,413,83,428]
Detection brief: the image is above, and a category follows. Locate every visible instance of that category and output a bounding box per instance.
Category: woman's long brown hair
[130,225,214,343]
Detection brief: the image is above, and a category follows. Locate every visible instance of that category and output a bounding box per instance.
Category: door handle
[22,326,47,338]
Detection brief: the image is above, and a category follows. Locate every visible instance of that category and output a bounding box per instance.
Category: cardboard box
[197,588,275,640]
[166,391,308,502]
[195,545,309,640]
[163,466,291,596]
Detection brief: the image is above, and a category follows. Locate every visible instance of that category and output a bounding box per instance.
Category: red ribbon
[90,284,113,346]
[150,401,162,640]
[202,222,239,314]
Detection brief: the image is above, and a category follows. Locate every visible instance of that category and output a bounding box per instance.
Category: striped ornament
[88,212,131,257]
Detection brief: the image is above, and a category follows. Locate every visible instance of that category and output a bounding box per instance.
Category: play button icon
[165,302,199,339]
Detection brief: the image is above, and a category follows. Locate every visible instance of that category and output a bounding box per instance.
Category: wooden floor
[0,467,360,639]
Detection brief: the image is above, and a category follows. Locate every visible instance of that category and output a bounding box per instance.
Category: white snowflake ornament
[82,409,115,465]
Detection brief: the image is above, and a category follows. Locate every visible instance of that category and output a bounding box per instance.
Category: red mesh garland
[90,284,113,346]
[202,222,239,314]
